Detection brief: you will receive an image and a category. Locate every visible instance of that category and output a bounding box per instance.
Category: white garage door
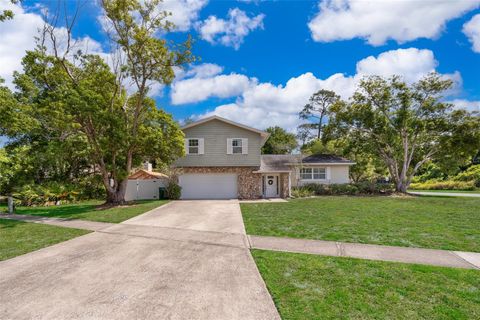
[179,174,238,199]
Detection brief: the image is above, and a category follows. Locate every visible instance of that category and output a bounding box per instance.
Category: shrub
[453,165,480,187]
[292,182,394,198]
[291,187,315,198]
[12,178,105,207]
[412,163,446,183]
[165,181,181,200]
[409,180,476,191]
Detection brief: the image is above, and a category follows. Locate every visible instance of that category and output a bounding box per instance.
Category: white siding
[125,179,167,201]
[291,165,351,187]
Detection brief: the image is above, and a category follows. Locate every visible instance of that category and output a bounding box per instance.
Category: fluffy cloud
[162,0,208,31]
[196,8,265,49]
[463,14,480,53]
[171,64,256,104]
[308,0,480,45]
[0,1,107,89]
[0,1,44,87]
[188,48,461,131]
[451,99,480,113]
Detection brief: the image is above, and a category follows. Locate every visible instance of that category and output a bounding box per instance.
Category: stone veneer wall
[280,173,290,198]
[177,167,263,199]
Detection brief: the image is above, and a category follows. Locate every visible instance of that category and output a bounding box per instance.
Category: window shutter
[242,138,248,154]
[227,138,233,154]
[184,139,189,155]
[198,138,205,155]
[326,167,331,180]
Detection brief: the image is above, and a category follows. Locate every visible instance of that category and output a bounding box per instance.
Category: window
[188,139,199,154]
[313,168,326,179]
[300,167,326,180]
[232,138,243,154]
[300,168,312,180]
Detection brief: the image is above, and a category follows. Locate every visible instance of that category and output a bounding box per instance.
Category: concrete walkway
[249,235,480,270]
[1,213,115,231]
[3,210,480,270]
[409,191,480,197]
[0,201,280,320]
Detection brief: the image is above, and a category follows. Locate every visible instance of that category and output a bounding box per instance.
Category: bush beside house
[292,182,394,198]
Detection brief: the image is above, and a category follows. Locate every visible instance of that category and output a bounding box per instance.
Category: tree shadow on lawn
[14,200,152,220]
[0,218,23,229]
[15,202,102,219]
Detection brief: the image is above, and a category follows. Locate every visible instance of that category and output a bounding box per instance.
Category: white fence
[125,179,167,201]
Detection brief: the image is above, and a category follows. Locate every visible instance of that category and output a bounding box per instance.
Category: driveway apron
[0,200,280,320]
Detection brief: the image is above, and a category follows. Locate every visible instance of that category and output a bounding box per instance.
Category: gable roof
[181,116,270,144]
[128,169,168,180]
[256,154,355,173]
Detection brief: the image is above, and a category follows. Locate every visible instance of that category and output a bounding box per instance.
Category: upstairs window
[232,138,243,154]
[188,139,199,154]
[227,138,247,154]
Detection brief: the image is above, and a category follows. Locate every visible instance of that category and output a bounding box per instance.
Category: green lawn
[253,250,480,320]
[241,196,480,252]
[409,189,480,194]
[0,219,90,261]
[5,200,168,223]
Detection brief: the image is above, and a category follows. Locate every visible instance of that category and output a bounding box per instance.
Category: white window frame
[185,138,204,155]
[300,167,327,180]
[232,138,243,154]
[227,138,248,155]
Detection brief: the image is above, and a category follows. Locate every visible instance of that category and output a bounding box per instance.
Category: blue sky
[1,0,480,132]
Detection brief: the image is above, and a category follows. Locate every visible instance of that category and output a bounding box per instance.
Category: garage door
[179,174,238,199]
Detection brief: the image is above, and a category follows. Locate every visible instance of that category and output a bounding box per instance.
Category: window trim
[228,138,247,155]
[299,167,327,180]
[186,138,203,155]
[188,138,199,155]
[231,138,243,154]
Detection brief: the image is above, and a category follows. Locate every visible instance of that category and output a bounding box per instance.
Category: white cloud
[356,48,436,82]
[161,0,208,31]
[463,14,480,53]
[0,1,45,87]
[185,63,224,78]
[188,48,462,131]
[308,0,480,45]
[171,73,255,105]
[196,8,265,49]
[0,1,107,89]
[450,99,480,113]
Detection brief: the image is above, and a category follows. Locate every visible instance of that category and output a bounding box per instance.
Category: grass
[409,189,480,194]
[253,250,480,320]
[0,219,90,261]
[241,196,480,252]
[2,200,168,223]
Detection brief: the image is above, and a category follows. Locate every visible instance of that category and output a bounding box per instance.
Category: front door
[265,175,279,198]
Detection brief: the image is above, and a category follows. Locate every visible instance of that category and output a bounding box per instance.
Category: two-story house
[174,116,355,200]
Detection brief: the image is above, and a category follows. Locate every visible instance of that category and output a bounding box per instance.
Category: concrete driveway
[124,200,246,234]
[0,200,280,320]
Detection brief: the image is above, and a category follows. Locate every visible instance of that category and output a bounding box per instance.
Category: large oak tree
[326,74,480,192]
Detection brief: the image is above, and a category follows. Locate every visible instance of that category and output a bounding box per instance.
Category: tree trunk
[7,196,14,214]
[105,179,128,205]
[395,180,408,193]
